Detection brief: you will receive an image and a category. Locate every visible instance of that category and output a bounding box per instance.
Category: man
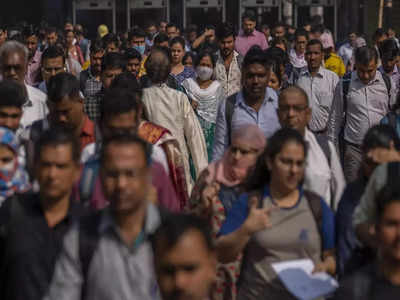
[277,86,345,209]
[185,24,198,50]
[152,214,217,300]
[327,46,396,182]
[38,45,66,94]
[213,47,280,161]
[0,40,47,137]
[129,28,146,56]
[379,38,400,97]
[125,48,142,78]
[154,32,170,48]
[191,25,218,54]
[159,21,168,33]
[145,21,158,49]
[80,40,104,97]
[74,24,89,61]
[142,47,208,192]
[338,31,357,71]
[0,127,85,300]
[23,27,42,86]
[45,27,58,47]
[388,27,400,48]
[296,39,339,136]
[272,22,286,39]
[32,73,96,152]
[0,80,25,133]
[85,52,124,122]
[102,33,119,53]
[166,23,179,40]
[235,11,268,56]
[260,24,272,43]
[64,21,73,32]
[45,134,165,300]
[0,25,7,48]
[215,22,242,97]
[336,185,400,299]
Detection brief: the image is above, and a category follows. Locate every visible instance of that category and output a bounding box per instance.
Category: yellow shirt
[324,53,346,77]
[139,55,148,77]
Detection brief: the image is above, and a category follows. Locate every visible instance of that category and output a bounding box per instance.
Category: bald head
[145,48,171,84]
[279,86,309,107]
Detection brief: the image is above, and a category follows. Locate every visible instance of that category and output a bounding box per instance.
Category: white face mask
[196,66,214,81]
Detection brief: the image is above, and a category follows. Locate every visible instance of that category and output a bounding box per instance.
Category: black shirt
[0,192,87,300]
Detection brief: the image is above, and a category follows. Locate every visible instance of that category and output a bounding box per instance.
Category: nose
[4,118,14,129]
[232,149,242,161]
[116,174,128,190]
[174,271,188,290]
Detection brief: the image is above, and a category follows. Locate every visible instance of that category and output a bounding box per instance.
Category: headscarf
[207,124,266,187]
[0,127,30,204]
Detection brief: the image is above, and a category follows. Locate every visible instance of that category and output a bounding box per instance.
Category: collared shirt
[80,68,102,98]
[25,50,42,87]
[235,29,268,57]
[338,42,353,67]
[212,88,280,161]
[215,50,242,97]
[303,129,346,210]
[17,85,48,139]
[327,71,396,146]
[296,67,339,133]
[80,116,96,151]
[45,205,162,300]
[379,64,400,98]
[0,192,86,300]
[85,89,103,122]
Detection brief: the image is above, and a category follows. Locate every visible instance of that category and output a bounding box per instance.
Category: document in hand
[271,259,339,300]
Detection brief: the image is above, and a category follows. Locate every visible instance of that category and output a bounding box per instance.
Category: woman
[268,60,283,93]
[0,127,30,206]
[183,52,196,68]
[189,124,266,300]
[217,128,336,300]
[182,50,224,160]
[169,36,196,84]
[64,30,84,66]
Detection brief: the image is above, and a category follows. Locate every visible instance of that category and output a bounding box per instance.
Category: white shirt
[81,142,169,175]
[338,42,353,67]
[303,129,346,210]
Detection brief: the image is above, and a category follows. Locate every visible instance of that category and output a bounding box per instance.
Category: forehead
[43,56,64,66]
[2,51,25,65]
[26,35,38,41]
[103,67,122,74]
[0,106,22,114]
[39,144,74,162]
[132,35,145,41]
[106,111,137,124]
[306,44,322,52]
[167,26,177,32]
[128,57,141,63]
[243,19,256,24]
[103,143,146,167]
[245,63,268,74]
[50,96,78,108]
[280,90,307,105]
[357,59,377,70]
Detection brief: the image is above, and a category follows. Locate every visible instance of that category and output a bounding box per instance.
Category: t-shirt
[219,185,335,300]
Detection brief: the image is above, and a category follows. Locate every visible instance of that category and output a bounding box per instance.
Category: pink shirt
[235,29,268,57]
[25,50,42,87]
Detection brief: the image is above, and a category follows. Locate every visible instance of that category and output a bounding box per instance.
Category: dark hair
[376,184,400,222]
[246,128,307,191]
[151,213,214,254]
[195,50,216,68]
[186,24,198,34]
[306,39,323,52]
[270,59,282,87]
[379,38,399,61]
[100,133,151,166]
[145,46,171,84]
[128,28,146,41]
[169,36,185,49]
[145,20,157,30]
[41,45,66,65]
[110,72,141,93]
[22,26,37,39]
[34,126,80,164]
[166,23,177,31]
[242,10,256,22]
[0,80,26,109]
[362,124,400,153]
[216,22,236,40]
[310,24,324,35]
[154,32,169,45]
[265,46,290,66]
[101,52,124,72]
[183,52,196,65]
[124,47,142,62]
[90,39,104,54]
[243,46,272,70]
[271,37,289,52]
[273,22,286,31]
[373,28,387,42]
[102,33,119,47]
[47,73,80,103]
[46,27,57,35]
[100,87,141,125]
[295,28,309,40]
[354,46,378,65]
[260,24,270,31]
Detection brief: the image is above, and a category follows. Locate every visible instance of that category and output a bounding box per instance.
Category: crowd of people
[0,8,399,300]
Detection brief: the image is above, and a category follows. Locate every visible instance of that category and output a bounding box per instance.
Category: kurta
[142,84,208,192]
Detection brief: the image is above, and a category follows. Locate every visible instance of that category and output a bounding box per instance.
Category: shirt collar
[236,88,274,108]
[301,66,324,78]
[239,29,257,37]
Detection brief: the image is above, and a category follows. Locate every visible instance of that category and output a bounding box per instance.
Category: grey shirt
[327,71,396,146]
[296,67,339,133]
[44,204,161,300]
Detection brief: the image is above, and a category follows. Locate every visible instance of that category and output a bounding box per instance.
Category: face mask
[196,66,213,81]
[134,45,146,55]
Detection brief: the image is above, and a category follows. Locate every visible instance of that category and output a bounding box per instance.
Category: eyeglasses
[278,105,308,113]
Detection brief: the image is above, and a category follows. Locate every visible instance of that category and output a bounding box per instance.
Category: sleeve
[212,98,229,162]
[328,141,346,211]
[218,194,249,236]
[327,82,344,148]
[353,164,388,227]
[182,94,208,177]
[259,34,268,50]
[44,226,83,300]
[321,198,336,250]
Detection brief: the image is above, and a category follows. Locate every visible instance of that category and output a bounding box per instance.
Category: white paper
[271,259,338,300]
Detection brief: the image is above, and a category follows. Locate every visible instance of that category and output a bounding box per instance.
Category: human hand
[243,197,277,235]
[366,148,400,164]
[201,182,220,214]
[191,100,199,110]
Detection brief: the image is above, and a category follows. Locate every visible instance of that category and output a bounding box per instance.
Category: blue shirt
[219,185,335,251]
[212,88,280,161]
